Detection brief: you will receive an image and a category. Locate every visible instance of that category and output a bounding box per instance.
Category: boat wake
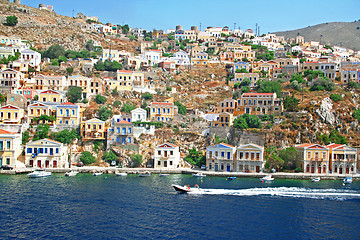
[188,187,360,200]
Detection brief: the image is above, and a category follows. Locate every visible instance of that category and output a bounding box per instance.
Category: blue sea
[0,174,359,240]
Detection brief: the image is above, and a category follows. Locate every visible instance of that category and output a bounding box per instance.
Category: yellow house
[235,143,265,173]
[191,52,208,66]
[68,75,91,99]
[295,144,329,174]
[38,90,63,103]
[150,102,178,122]
[212,112,234,127]
[327,143,357,174]
[0,104,24,124]
[229,73,259,88]
[56,102,80,127]
[116,70,134,91]
[80,118,106,140]
[27,102,54,124]
[0,129,22,167]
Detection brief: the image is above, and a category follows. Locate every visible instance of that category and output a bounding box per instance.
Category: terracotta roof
[0,129,16,134]
[296,143,316,148]
[0,104,20,110]
[118,120,131,124]
[327,143,345,149]
[117,70,133,73]
[151,102,173,106]
[242,93,274,96]
[62,102,75,105]
[220,143,235,148]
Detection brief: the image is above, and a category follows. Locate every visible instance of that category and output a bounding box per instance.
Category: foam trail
[188,187,360,200]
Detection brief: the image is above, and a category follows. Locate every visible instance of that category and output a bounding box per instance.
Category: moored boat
[93,172,103,176]
[192,172,206,177]
[28,169,51,178]
[139,171,151,177]
[343,177,353,184]
[226,177,236,180]
[115,172,127,176]
[261,174,274,182]
[312,177,321,182]
[159,173,170,177]
[64,171,79,177]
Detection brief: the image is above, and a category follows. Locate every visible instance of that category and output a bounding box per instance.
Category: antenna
[200,22,202,31]
[234,23,236,32]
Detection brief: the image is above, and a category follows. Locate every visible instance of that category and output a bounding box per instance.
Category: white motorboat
[172,184,200,193]
[159,173,170,177]
[139,172,151,177]
[343,177,353,184]
[64,171,79,177]
[312,177,321,182]
[93,172,103,176]
[28,169,51,178]
[261,174,274,182]
[115,172,127,176]
[192,172,206,177]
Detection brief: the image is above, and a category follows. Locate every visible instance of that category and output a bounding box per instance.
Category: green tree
[184,148,206,167]
[266,153,284,171]
[290,73,305,84]
[235,68,248,73]
[0,94,6,104]
[98,106,112,121]
[257,80,282,96]
[121,24,130,34]
[94,95,107,104]
[283,96,300,111]
[233,116,249,129]
[121,102,136,113]
[310,77,335,91]
[44,44,65,59]
[113,100,121,108]
[33,124,50,141]
[278,147,297,170]
[174,101,186,115]
[348,81,359,89]
[51,59,60,66]
[353,109,360,122]
[129,35,136,41]
[66,67,74,75]
[130,154,143,167]
[329,130,347,144]
[242,114,262,128]
[80,151,96,165]
[142,92,153,100]
[85,40,94,51]
[102,151,117,163]
[6,15,18,26]
[22,131,30,145]
[111,88,119,97]
[66,86,82,103]
[51,128,80,144]
[330,94,342,102]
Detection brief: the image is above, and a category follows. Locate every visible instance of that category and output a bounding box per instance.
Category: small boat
[312,177,321,182]
[343,177,353,184]
[28,169,51,178]
[115,172,127,176]
[172,184,200,193]
[226,177,236,180]
[93,172,103,176]
[139,171,151,177]
[64,171,79,177]
[261,174,274,182]
[192,172,206,177]
[159,173,170,177]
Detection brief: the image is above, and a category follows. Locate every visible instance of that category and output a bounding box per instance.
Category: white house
[131,108,147,122]
[20,49,42,67]
[236,143,265,173]
[144,50,161,66]
[206,143,236,172]
[170,50,190,66]
[25,138,69,168]
[154,142,180,169]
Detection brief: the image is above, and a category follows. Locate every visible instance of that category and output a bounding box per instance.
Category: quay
[1,167,360,180]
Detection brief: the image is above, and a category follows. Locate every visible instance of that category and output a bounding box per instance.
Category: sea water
[0,174,359,239]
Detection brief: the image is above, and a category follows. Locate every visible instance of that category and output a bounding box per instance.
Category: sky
[22,0,360,33]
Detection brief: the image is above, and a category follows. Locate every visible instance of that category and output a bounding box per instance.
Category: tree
[85,40,94,51]
[51,128,80,144]
[80,151,96,165]
[121,102,136,113]
[94,95,107,104]
[66,86,82,103]
[235,68,248,73]
[310,77,335,91]
[353,109,360,122]
[0,94,6,104]
[266,153,284,171]
[94,60,122,71]
[44,44,65,59]
[329,130,347,144]
[22,131,30,145]
[283,96,300,111]
[66,67,74,75]
[142,93,153,100]
[129,35,136,41]
[174,101,186,115]
[102,151,117,163]
[113,100,121,108]
[111,88,119,97]
[242,114,262,128]
[121,24,130,34]
[330,94,342,102]
[233,116,249,129]
[290,73,305,84]
[257,80,282,96]
[348,81,359,89]
[278,147,297,170]
[130,154,143,167]
[33,124,50,141]
[184,148,206,167]
[98,106,112,121]
[6,15,18,26]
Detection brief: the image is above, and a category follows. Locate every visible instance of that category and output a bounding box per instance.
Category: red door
[306,165,310,172]
[256,166,260,173]
[323,166,326,173]
[311,166,315,173]
[339,167,343,174]
[45,160,50,168]
[37,160,42,168]
[318,166,321,173]
[53,161,57,168]
[29,160,33,167]
[346,167,349,174]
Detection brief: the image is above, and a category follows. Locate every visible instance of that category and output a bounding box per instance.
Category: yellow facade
[27,103,54,124]
[56,103,80,126]
[150,102,178,122]
[0,129,22,167]
[295,144,329,174]
[0,104,24,124]
[80,118,106,140]
[38,90,63,103]
[212,112,234,127]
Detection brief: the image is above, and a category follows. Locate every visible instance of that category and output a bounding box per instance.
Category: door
[37,160,42,168]
[50,148,53,156]
[339,167,343,174]
[29,160,33,167]
[306,165,310,172]
[311,165,315,173]
[346,167,349,174]
[122,138,126,144]
[226,165,230,172]
[53,161,57,168]
[256,166,260,173]
[323,166,326,173]
[318,166,321,173]
[45,160,50,168]
[164,161,167,168]
[214,163,219,172]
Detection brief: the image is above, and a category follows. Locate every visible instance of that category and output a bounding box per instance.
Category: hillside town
[0,0,360,176]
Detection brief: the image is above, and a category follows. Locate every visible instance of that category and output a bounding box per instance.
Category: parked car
[76,162,84,167]
[1,165,13,170]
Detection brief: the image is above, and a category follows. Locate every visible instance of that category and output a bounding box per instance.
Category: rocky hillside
[273,21,360,51]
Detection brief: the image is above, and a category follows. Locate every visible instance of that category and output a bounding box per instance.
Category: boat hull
[172,185,191,193]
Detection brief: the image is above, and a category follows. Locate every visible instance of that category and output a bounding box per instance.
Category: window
[322,152,326,159]
[221,151,224,157]
[27,147,32,153]
[128,128,131,134]
[307,151,311,159]
[56,148,59,154]
[6,157,10,165]
[170,151,173,156]
[158,161,161,166]
[6,141,10,149]
[170,161,173,165]
[158,151,161,155]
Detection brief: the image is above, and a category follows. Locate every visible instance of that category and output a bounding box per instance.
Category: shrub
[283,96,300,111]
[94,95,107,104]
[121,102,136,113]
[66,86,82,103]
[130,154,143,167]
[353,109,360,122]
[98,106,112,121]
[80,151,96,165]
[310,77,335,91]
[330,94,342,102]
[142,92,153,100]
[174,101,186,115]
[113,100,121,108]
[6,15,18,26]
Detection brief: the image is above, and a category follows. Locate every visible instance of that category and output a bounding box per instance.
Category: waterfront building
[80,118,106,141]
[235,143,265,173]
[206,143,236,172]
[154,142,180,169]
[0,104,24,124]
[150,102,178,122]
[327,143,357,174]
[295,143,329,174]
[25,138,68,168]
[0,129,22,168]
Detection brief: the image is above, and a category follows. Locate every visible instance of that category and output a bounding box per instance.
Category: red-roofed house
[234,92,283,116]
[80,118,106,141]
[0,104,24,124]
[154,142,180,168]
[295,144,329,173]
[327,144,357,174]
[150,102,178,122]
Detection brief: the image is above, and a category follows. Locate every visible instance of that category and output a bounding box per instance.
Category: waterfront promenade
[1,167,359,180]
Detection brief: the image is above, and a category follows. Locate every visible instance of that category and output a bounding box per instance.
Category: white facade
[170,50,190,66]
[206,143,236,172]
[144,50,161,66]
[25,139,69,168]
[20,49,42,67]
[154,143,180,169]
[236,144,265,173]
[131,108,147,122]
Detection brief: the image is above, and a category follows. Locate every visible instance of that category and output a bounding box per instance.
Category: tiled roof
[327,143,345,149]
[242,93,274,96]
[220,143,235,148]
[151,102,173,106]
[118,120,131,124]
[0,129,16,134]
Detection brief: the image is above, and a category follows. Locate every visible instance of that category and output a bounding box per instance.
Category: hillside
[273,21,360,51]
